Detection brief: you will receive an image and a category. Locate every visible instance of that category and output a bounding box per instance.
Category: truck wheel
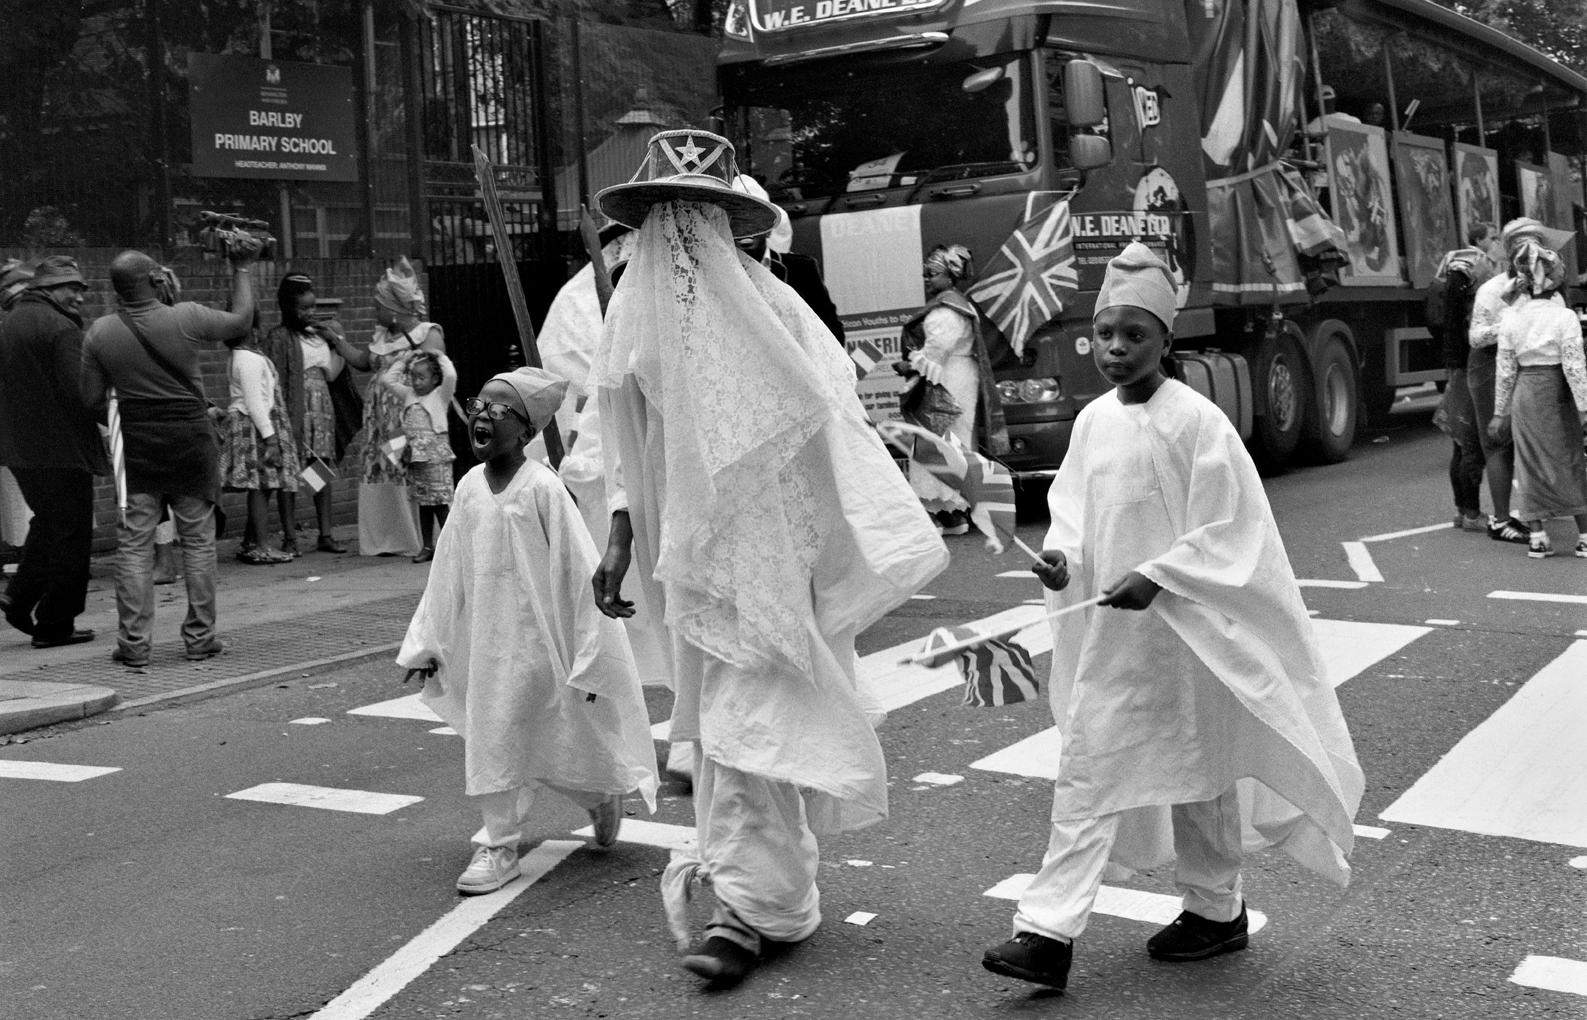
[1299,335,1358,464]
[1251,331,1306,471]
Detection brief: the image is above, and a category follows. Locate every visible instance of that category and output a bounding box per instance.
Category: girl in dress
[380,349,457,562]
[220,321,302,565]
[263,274,364,556]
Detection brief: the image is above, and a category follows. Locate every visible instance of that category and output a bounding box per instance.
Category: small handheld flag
[106,389,128,525]
[964,452,1018,554]
[875,420,968,488]
[848,338,885,381]
[900,596,1106,669]
[959,637,1039,707]
[299,457,336,493]
[381,431,408,467]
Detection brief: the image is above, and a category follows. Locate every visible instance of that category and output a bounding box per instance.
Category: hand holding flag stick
[900,595,1105,668]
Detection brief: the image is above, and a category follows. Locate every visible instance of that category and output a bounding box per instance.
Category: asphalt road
[4,409,1586,1020]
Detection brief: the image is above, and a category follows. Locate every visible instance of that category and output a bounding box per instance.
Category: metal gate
[406,5,565,473]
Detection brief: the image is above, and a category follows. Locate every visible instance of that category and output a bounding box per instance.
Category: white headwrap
[1094,241,1178,331]
[731,175,792,254]
[375,255,427,317]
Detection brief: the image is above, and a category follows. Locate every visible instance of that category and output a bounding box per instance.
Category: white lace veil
[590,201,863,672]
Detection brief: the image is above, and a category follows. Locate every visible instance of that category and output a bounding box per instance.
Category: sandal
[237,545,289,566]
[280,538,300,559]
[317,535,348,554]
[412,547,434,564]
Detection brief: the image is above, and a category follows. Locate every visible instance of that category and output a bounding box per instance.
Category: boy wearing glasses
[397,367,658,894]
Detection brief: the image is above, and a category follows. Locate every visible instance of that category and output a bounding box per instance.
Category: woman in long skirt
[1488,238,1587,559]
[220,327,303,564]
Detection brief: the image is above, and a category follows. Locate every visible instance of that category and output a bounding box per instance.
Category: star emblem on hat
[674,136,705,169]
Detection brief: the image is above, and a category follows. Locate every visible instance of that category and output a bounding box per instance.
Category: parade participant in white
[982,242,1363,991]
[398,367,658,895]
[590,129,947,988]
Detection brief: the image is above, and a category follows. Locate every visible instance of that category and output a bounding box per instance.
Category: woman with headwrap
[353,257,447,556]
[1487,238,1587,559]
[262,274,365,555]
[898,243,1008,534]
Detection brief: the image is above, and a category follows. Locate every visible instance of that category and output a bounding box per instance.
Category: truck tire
[1250,331,1306,471]
[1299,334,1358,464]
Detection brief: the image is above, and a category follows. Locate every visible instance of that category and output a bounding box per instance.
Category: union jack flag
[959,637,1039,707]
[968,200,1080,357]
[964,452,1017,554]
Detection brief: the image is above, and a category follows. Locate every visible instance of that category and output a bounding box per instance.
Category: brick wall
[0,248,416,552]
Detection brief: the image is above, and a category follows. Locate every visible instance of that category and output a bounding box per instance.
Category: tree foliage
[1440,1,1587,76]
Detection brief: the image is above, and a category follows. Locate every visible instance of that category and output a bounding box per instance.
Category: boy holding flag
[980,243,1362,989]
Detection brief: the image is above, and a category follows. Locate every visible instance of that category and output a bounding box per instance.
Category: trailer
[717,0,1587,474]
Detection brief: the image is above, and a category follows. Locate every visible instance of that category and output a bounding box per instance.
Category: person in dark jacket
[732,176,846,345]
[1430,229,1499,531]
[0,256,108,647]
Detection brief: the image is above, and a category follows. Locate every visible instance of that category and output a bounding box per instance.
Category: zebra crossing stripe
[1510,955,1587,997]
[981,874,1269,934]
[0,760,121,782]
[225,782,423,816]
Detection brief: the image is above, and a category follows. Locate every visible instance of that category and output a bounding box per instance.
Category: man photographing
[80,240,260,668]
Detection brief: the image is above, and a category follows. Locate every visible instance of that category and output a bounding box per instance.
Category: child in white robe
[981,243,1363,990]
[398,367,659,895]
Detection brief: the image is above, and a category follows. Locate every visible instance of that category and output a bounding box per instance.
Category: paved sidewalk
[0,528,431,733]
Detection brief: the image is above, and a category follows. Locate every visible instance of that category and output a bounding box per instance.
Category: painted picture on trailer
[1324,115,1401,285]
[1452,143,1500,252]
[1518,161,1554,225]
[1392,132,1457,288]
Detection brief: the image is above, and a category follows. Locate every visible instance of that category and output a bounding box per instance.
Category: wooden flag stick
[1012,535,1046,564]
[471,143,564,469]
[898,596,1105,667]
[579,205,615,318]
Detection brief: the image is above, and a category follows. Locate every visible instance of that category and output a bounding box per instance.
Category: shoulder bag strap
[116,309,208,408]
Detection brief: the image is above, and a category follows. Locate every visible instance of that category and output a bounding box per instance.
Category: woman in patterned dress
[263,274,364,556]
[220,325,302,564]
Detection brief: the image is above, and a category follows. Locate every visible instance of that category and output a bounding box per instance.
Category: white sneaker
[1528,532,1553,559]
[456,845,520,894]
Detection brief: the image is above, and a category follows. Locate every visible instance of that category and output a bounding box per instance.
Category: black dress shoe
[1,593,36,636]
[982,931,1071,988]
[31,628,95,649]
[1146,906,1249,961]
[681,936,757,988]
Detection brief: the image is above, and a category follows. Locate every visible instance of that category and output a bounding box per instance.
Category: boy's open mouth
[471,422,492,445]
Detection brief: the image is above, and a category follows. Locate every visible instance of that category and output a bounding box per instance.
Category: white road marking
[1509,955,1587,997]
[308,840,581,1020]
[347,694,442,723]
[1023,598,1045,604]
[1380,641,1587,847]
[1424,619,1459,626]
[1576,631,1587,638]
[846,860,874,867]
[1360,522,1454,542]
[290,717,331,725]
[225,782,423,816]
[1570,856,1587,870]
[970,620,1427,781]
[1353,825,1390,840]
[845,911,878,925]
[1296,579,1368,589]
[428,726,457,736]
[1489,590,1587,606]
[650,720,671,741]
[568,818,697,852]
[0,760,121,782]
[913,772,964,786]
[982,875,1268,933]
[1341,541,1384,583]
[997,570,1036,579]
[909,594,937,601]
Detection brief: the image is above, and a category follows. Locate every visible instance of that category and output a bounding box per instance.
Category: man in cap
[398,366,658,895]
[0,256,107,646]
[1466,217,1570,544]
[980,242,1361,991]
[79,244,258,667]
[0,259,39,563]
[731,176,845,345]
[590,129,947,988]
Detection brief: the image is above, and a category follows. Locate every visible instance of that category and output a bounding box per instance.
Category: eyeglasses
[463,397,529,423]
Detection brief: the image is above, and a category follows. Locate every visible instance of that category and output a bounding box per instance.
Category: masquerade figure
[981,242,1361,992]
[591,130,947,989]
[1486,236,1587,559]
[397,366,659,895]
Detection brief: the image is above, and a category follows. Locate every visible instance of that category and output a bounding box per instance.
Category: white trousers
[1014,787,1245,942]
[474,783,610,848]
[695,754,822,953]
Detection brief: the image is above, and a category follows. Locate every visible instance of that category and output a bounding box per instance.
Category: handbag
[116,310,225,446]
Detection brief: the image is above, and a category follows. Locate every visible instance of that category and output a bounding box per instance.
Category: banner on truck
[1324,116,1401,286]
[820,206,925,423]
[1391,131,1457,289]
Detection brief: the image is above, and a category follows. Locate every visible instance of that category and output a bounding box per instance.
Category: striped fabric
[958,636,1039,707]
[965,452,1018,553]
[106,389,127,524]
[849,338,885,381]
[299,456,337,493]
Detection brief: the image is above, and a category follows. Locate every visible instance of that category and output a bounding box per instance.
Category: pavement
[0,527,431,735]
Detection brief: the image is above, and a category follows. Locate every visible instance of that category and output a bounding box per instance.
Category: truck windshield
[727,54,1037,202]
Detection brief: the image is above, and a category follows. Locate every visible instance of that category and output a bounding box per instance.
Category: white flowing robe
[1043,380,1363,885]
[396,460,658,809]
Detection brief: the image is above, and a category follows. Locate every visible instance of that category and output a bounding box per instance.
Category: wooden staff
[578,205,616,317]
[470,143,564,468]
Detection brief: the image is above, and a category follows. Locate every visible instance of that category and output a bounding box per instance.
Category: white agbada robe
[396,460,658,810]
[592,202,947,942]
[1042,380,1362,885]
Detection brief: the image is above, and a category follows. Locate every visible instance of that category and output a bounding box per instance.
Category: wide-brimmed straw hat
[597,129,779,239]
[1500,216,1574,252]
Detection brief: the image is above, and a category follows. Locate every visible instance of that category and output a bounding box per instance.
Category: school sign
[188,54,359,182]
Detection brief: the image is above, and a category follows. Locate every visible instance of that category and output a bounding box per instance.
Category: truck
[716,0,1587,477]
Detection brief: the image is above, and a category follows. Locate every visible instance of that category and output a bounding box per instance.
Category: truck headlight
[997,378,1061,404]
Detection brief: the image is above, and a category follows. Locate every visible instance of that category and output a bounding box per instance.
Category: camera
[196,211,276,261]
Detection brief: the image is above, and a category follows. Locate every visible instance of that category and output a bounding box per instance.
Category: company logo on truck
[749,0,945,31]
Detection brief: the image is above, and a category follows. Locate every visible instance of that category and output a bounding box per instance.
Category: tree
[1441,1,1587,75]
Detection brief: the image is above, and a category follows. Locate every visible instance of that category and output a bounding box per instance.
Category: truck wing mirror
[1070,134,1112,170]
[1064,60,1107,127]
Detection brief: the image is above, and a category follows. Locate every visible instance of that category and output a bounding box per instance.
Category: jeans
[116,492,217,657]
[5,468,94,641]
[1444,368,1485,516]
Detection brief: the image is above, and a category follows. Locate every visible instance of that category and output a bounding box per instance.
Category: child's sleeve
[380,355,415,403]
[236,353,276,439]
